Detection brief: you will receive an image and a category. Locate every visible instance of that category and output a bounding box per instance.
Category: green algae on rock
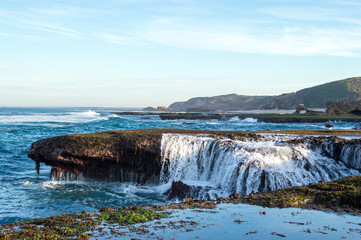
[237,175,361,215]
[0,207,166,240]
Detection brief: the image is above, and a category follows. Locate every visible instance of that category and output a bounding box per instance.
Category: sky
[1,0,361,107]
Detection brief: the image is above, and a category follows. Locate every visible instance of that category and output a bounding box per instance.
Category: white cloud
[139,23,361,56]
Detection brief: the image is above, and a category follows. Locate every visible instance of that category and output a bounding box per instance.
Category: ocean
[0,107,358,225]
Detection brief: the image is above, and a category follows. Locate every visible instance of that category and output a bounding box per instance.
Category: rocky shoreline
[1,175,360,239]
[158,112,361,122]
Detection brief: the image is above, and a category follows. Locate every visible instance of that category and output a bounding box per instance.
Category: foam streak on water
[160,134,359,197]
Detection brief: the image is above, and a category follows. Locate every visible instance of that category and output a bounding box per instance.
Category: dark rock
[182,122,196,125]
[229,193,240,199]
[28,129,166,184]
[111,112,160,115]
[325,124,334,128]
[160,113,224,120]
[163,181,211,200]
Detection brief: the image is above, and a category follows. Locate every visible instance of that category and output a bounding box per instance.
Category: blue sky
[1,0,361,107]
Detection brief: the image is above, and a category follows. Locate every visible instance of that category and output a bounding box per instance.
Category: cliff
[28,129,164,184]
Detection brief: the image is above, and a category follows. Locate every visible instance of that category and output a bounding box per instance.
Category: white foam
[23,181,35,187]
[229,116,240,121]
[0,110,107,124]
[240,117,258,123]
[42,181,65,189]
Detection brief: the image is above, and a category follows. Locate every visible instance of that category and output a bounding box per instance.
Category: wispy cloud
[14,18,82,38]
[29,6,103,16]
[0,9,82,38]
[260,7,342,22]
[100,34,134,45]
[0,31,41,41]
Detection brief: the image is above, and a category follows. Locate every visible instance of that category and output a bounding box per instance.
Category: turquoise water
[0,107,358,224]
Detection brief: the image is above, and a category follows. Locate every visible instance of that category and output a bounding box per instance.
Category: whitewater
[0,107,360,225]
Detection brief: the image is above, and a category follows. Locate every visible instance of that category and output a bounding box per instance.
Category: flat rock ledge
[28,129,236,183]
[28,129,361,184]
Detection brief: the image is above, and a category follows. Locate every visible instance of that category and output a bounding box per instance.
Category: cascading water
[160,134,360,198]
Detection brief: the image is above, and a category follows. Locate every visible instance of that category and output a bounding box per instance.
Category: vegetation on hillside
[260,77,361,109]
[168,94,273,111]
[168,77,361,111]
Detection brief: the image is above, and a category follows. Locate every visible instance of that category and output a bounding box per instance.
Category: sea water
[0,107,358,224]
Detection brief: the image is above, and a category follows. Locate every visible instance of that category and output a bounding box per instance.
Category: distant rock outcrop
[157,106,167,111]
[295,104,307,114]
[326,97,361,115]
[142,106,168,111]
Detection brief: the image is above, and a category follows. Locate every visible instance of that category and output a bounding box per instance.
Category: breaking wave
[0,110,107,124]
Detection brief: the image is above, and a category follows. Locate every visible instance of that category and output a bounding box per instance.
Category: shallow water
[115,203,361,240]
[0,107,359,224]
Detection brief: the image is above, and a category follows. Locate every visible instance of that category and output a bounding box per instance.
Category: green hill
[260,77,361,109]
[168,77,361,111]
[167,94,273,112]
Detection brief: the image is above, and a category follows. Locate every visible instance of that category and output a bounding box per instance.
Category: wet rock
[229,193,240,199]
[163,181,211,200]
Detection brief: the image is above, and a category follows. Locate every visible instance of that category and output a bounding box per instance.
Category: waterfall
[160,134,360,198]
